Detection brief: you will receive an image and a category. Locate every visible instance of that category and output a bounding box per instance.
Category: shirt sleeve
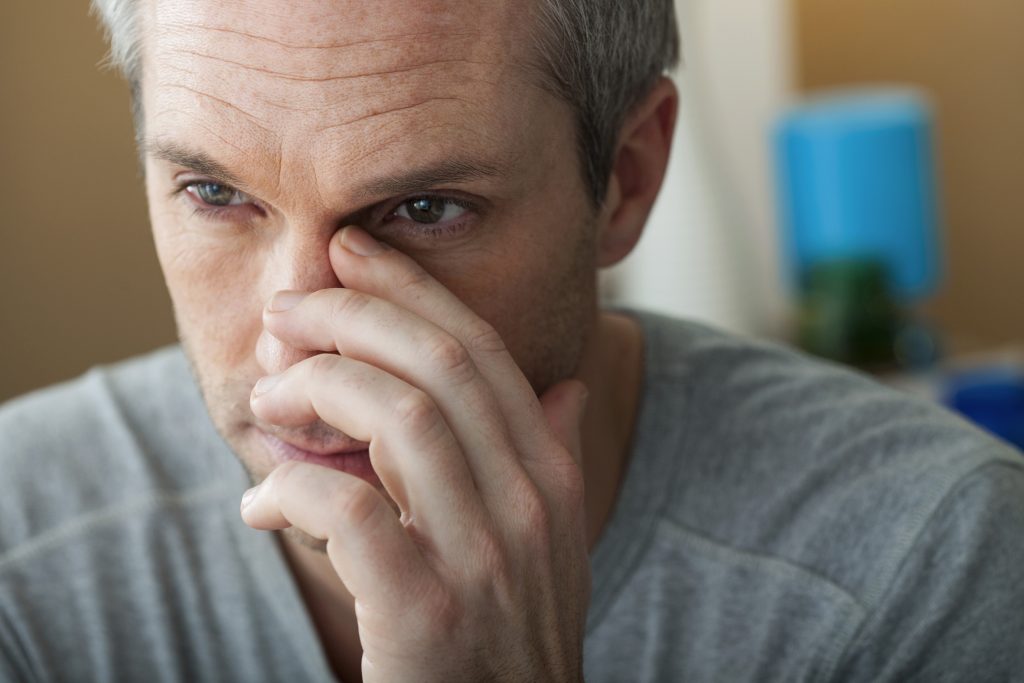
[831,457,1024,682]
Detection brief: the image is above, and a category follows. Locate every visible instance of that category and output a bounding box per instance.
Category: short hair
[91,0,679,206]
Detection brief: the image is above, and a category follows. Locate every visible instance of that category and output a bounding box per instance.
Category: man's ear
[596,77,678,268]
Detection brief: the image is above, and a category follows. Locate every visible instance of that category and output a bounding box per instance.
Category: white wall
[602,0,795,339]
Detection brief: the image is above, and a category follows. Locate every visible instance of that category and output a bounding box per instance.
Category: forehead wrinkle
[314,96,473,135]
[170,47,506,85]
[147,115,255,164]
[315,119,492,178]
[150,9,538,98]
[158,78,274,136]
[145,1,551,209]
[151,10,518,85]
[249,67,509,122]
[148,3,547,131]
[161,21,486,53]
[153,35,523,128]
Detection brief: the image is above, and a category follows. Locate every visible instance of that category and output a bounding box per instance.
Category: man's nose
[255,231,341,376]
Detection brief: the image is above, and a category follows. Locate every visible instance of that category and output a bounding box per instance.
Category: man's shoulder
[0,346,239,554]
[0,352,288,682]
[629,310,1023,607]
[586,311,1024,679]
[1,345,190,431]
[0,345,198,468]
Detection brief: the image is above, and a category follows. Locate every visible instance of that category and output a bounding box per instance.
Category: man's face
[140,0,599,487]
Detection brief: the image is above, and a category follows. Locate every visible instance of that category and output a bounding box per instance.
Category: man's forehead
[149,0,524,55]
[141,0,550,209]
[145,0,536,112]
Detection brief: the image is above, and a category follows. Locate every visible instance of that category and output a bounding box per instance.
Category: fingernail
[240,485,259,511]
[339,226,386,257]
[252,373,283,397]
[268,291,308,313]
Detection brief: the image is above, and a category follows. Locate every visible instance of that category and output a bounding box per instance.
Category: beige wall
[0,4,176,403]
[793,0,1024,352]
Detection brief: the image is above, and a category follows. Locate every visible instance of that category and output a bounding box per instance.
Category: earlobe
[596,77,679,268]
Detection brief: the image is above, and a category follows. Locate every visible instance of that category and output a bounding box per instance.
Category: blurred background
[1,1,1022,443]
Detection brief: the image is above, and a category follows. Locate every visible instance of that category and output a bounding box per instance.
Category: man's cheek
[156,243,264,367]
[407,240,516,299]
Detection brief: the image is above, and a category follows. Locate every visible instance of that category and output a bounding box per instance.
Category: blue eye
[187,182,251,207]
[394,197,468,224]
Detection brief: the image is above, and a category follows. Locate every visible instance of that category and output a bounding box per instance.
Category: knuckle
[396,263,431,293]
[328,289,372,325]
[514,482,554,540]
[543,451,587,513]
[392,389,445,439]
[462,320,507,356]
[423,333,476,383]
[474,529,512,581]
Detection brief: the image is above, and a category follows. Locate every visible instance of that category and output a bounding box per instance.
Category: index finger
[242,461,435,616]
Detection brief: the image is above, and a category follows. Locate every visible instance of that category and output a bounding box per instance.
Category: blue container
[944,369,1024,452]
[774,89,942,300]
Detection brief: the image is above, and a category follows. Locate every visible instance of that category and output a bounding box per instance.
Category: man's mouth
[256,429,380,486]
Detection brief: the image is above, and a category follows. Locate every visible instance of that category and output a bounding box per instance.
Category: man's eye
[393,197,468,224]
[186,182,250,207]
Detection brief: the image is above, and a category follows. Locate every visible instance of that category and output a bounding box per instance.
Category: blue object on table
[944,369,1024,451]
[774,89,942,301]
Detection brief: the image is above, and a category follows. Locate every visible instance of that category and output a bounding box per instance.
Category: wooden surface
[793,0,1024,352]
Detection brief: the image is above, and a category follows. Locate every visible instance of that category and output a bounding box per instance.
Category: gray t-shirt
[2,311,1022,682]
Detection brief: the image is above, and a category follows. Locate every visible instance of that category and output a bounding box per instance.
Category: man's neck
[279,309,646,680]
[576,310,645,547]
[279,536,364,681]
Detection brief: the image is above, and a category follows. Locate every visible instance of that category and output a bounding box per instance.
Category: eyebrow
[144,139,245,188]
[143,138,507,203]
[354,158,504,202]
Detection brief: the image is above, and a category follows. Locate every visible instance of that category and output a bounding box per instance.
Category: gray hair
[91,0,679,206]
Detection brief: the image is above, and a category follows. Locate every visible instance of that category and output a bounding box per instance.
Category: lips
[257,429,380,486]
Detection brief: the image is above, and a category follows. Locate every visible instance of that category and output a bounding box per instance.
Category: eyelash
[171,181,261,221]
[382,195,475,239]
[171,180,477,240]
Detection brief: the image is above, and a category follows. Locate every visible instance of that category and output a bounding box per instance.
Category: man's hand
[240,226,591,682]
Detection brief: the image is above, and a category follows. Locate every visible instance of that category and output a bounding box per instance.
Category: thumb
[538,379,589,464]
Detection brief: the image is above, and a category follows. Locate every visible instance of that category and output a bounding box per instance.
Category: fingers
[240,461,435,614]
[250,353,487,553]
[262,287,525,500]
[329,227,555,456]
[256,225,584,540]
[538,379,588,467]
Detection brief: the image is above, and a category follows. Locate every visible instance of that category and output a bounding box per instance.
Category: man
[1,0,1022,681]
